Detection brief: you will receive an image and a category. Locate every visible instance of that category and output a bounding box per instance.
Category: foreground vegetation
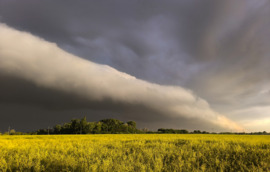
[1,134,270,171]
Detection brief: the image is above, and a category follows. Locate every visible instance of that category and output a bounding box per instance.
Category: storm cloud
[0,24,243,131]
[0,0,269,131]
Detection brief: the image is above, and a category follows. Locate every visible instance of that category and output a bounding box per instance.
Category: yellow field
[0,134,270,171]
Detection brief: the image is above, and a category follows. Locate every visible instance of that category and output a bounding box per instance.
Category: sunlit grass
[0,134,270,171]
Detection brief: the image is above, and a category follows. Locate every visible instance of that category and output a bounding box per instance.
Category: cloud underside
[0,24,243,131]
[1,0,270,131]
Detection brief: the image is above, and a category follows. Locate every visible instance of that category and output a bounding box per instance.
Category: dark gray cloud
[0,73,225,132]
[0,24,242,132]
[0,0,269,131]
[0,0,208,85]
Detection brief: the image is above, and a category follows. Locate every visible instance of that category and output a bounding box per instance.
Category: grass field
[0,134,270,171]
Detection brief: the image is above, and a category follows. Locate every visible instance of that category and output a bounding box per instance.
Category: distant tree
[9,129,16,135]
[84,122,95,134]
[180,129,189,134]
[158,128,165,132]
[119,123,129,133]
[193,130,201,134]
[62,123,72,134]
[37,129,47,135]
[101,122,109,133]
[142,128,149,132]
[127,121,136,128]
[101,119,124,133]
[93,122,102,134]
[54,125,62,134]
[158,128,188,134]
[71,119,81,134]
[80,116,88,134]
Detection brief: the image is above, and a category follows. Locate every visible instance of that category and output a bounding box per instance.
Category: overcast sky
[0,0,269,132]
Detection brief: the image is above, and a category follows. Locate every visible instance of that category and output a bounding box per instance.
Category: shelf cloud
[0,23,243,131]
[0,0,269,132]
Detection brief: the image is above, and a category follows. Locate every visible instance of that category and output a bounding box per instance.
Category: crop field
[0,134,270,171]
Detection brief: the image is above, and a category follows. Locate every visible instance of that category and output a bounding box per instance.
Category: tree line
[36,117,141,134]
[1,117,270,135]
